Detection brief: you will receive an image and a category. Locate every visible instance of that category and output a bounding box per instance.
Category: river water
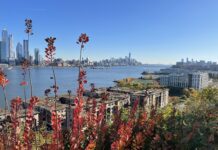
[0,65,169,107]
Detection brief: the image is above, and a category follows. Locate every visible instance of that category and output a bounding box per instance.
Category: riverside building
[107,87,169,109]
[34,99,67,129]
[0,109,39,130]
[160,72,209,90]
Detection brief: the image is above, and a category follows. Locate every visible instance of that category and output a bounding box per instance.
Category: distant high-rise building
[29,55,33,65]
[129,52,131,65]
[0,41,2,61]
[16,42,23,61]
[8,34,14,59]
[34,48,40,65]
[1,41,7,62]
[23,40,29,59]
[8,34,16,65]
[39,54,44,65]
[1,29,9,62]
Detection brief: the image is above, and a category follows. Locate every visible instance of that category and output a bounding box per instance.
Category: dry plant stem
[2,88,8,150]
[51,57,59,148]
[28,68,33,97]
[28,24,37,150]
[2,88,8,118]
[23,73,27,120]
[28,34,33,98]
[79,43,83,71]
[45,96,49,148]
[78,43,83,92]
[77,44,83,139]
[78,42,83,99]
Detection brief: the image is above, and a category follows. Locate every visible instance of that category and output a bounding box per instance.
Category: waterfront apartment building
[34,100,67,128]
[0,109,39,127]
[130,89,169,109]
[108,87,169,109]
[160,72,209,90]
[188,72,209,90]
[160,74,189,88]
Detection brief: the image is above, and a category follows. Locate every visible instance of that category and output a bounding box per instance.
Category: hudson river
[0,65,169,107]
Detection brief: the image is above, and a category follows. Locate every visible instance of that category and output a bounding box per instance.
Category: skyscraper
[8,34,14,59]
[129,52,131,65]
[1,29,9,62]
[23,40,29,59]
[34,48,40,65]
[0,41,2,62]
[16,42,23,61]
[8,34,16,65]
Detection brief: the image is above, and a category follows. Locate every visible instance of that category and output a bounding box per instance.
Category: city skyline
[1,0,218,64]
[1,28,218,65]
[0,28,146,65]
[0,28,43,65]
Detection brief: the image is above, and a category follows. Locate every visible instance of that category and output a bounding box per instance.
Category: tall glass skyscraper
[34,48,40,65]
[8,34,14,59]
[1,29,9,62]
[0,41,2,62]
[16,42,23,61]
[23,40,29,59]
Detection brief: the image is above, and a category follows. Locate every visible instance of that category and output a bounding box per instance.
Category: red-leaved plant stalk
[70,76,86,149]
[70,33,89,149]
[85,100,97,148]
[0,68,9,117]
[23,96,39,149]
[21,59,29,112]
[111,100,139,150]
[20,59,39,149]
[10,97,22,150]
[45,37,62,148]
[0,69,10,150]
[45,37,58,99]
[25,19,34,97]
[85,100,107,149]
[77,33,89,99]
[51,106,63,149]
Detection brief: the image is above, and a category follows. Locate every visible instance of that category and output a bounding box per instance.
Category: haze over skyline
[1,0,218,64]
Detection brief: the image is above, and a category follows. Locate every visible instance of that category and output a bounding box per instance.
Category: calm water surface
[0,65,169,107]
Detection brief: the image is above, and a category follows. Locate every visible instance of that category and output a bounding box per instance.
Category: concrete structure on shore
[107,87,169,109]
[34,99,68,129]
[0,87,168,130]
[0,86,169,131]
[60,89,131,125]
[132,89,169,108]
[85,89,131,122]
[0,108,39,130]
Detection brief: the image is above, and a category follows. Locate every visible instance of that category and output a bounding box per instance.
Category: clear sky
[0,0,218,64]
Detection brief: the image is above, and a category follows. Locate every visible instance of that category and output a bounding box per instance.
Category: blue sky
[0,0,218,64]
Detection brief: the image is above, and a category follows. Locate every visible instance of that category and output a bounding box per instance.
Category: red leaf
[20,81,28,86]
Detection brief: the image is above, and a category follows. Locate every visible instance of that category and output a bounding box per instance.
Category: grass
[117,78,160,90]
